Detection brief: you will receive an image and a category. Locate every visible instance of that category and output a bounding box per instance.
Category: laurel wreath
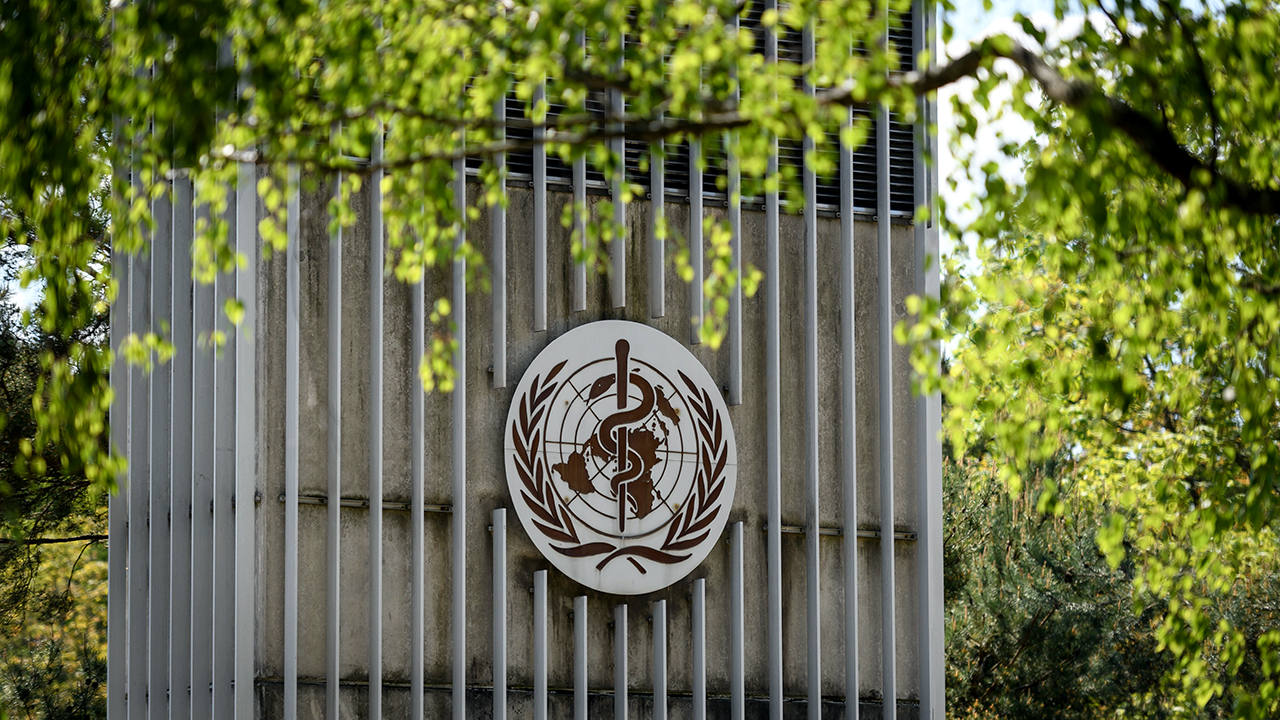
[511,362,729,574]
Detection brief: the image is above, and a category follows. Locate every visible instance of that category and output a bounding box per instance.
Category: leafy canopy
[3,0,925,499]
[5,0,1280,713]
[922,0,1280,715]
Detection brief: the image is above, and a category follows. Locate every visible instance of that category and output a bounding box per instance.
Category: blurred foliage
[914,2,1280,715]
[945,456,1172,718]
[0,276,108,719]
[0,0,124,504]
[5,0,1280,713]
[944,454,1280,719]
[0,287,108,620]
[0,539,108,720]
[1,0,925,506]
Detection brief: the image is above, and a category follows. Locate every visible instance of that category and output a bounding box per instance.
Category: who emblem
[504,321,738,595]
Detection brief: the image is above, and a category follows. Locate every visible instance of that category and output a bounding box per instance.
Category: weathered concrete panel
[255,179,926,717]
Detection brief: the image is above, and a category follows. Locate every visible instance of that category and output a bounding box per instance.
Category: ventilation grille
[581,90,611,188]
[504,94,534,181]
[624,97,650,188]
[471,2,918,218]
[501,91,575,186]
[664,141,691,198]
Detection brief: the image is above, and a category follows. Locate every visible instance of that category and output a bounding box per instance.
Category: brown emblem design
[509,342,730,575]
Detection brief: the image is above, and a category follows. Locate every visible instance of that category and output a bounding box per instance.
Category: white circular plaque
[504,320,738,595]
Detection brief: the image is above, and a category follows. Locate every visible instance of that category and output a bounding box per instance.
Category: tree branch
[1160,0,1221,160]
[236,35,1280,218]
[958,40,1278,216]
[227,109,757,172]
[0,534,107,546]
[820,38,1280,216]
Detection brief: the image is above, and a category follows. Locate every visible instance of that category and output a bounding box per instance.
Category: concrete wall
[253,180,924,718]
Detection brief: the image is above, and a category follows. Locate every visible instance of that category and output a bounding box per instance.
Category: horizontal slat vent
[581,90,610,188]
[887,111,915,216]
[624,97,651,188]
[890,7,914,72]
[664,140,691,197]
[467,1,918,218]
[542,96,576,185]
[702,139,729,197]
[505,93,535,180]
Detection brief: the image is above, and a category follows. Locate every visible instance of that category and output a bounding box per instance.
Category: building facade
[106,3,943,719]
